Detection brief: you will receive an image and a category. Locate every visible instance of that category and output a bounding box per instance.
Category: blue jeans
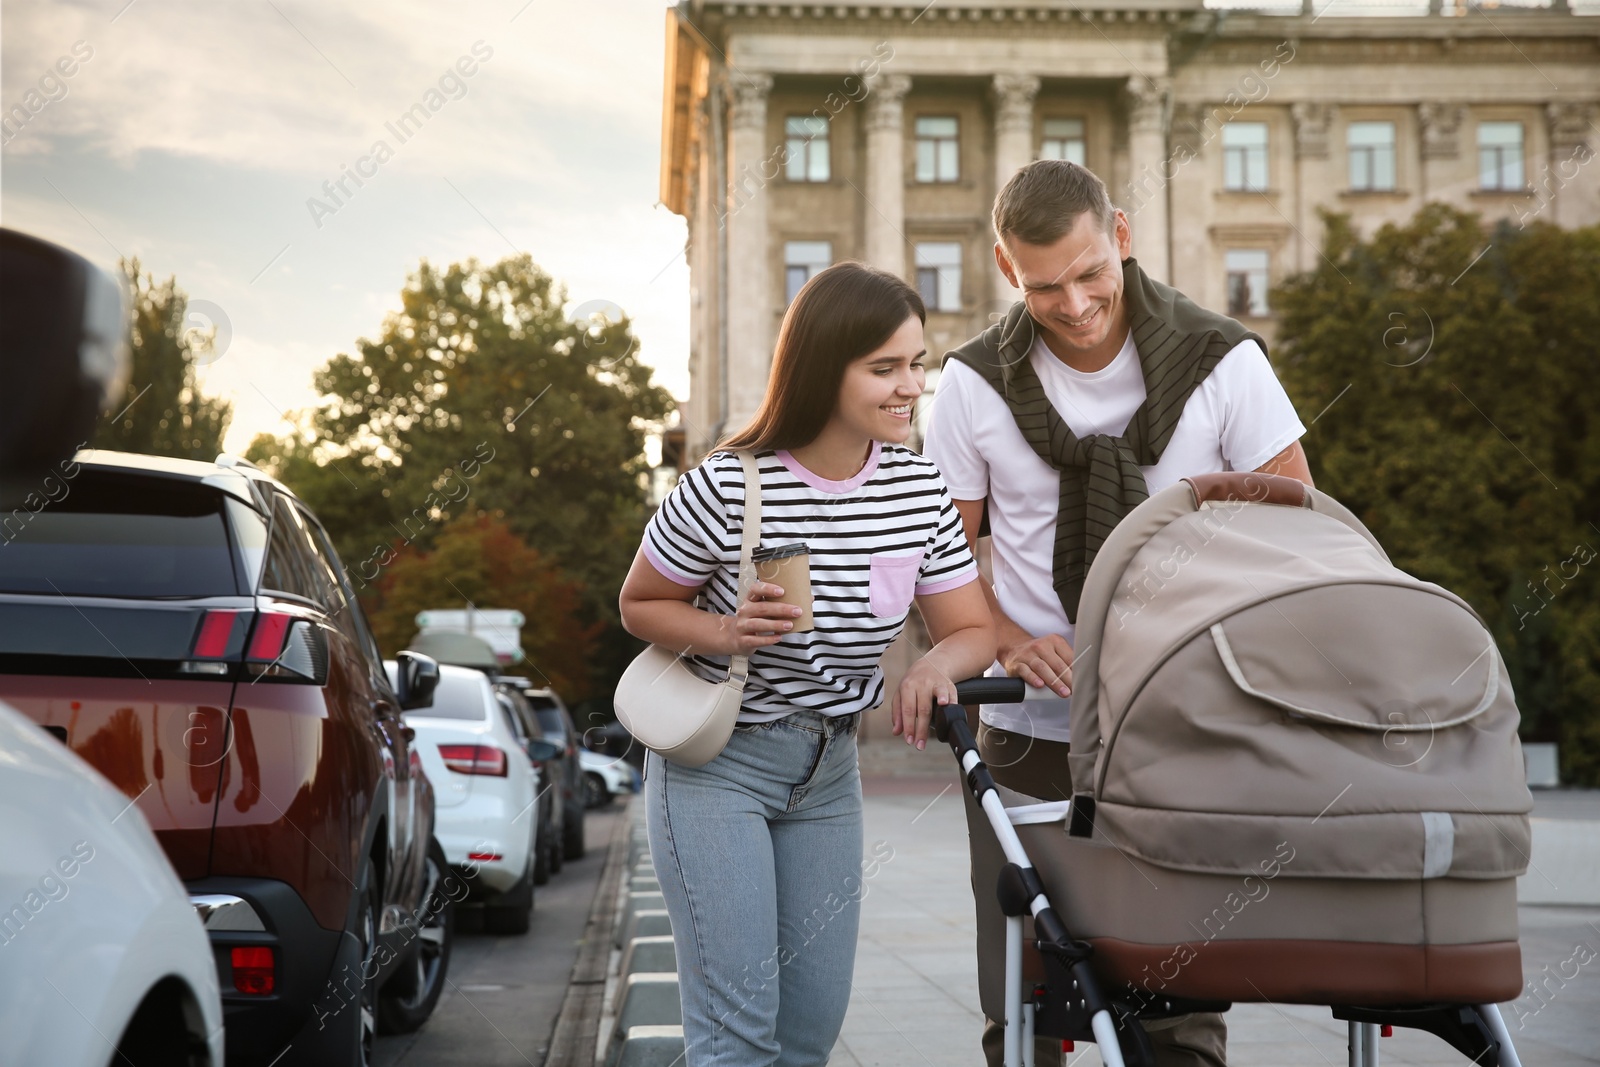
[646,709,864,1067]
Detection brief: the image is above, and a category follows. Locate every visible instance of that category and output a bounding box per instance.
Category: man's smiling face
[995,208,1134,362]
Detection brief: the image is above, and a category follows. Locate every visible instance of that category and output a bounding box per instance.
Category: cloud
[2,0,691,455]
[3,0,669,180]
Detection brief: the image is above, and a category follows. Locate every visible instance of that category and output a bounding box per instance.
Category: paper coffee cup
[752,543,813,633]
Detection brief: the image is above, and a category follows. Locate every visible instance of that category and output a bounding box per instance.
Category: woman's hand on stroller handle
[891,660,961,750]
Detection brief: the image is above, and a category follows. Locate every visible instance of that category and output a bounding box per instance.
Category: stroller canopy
[1064,472,1530,883]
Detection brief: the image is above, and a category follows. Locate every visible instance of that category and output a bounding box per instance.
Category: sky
[2,0,690,454]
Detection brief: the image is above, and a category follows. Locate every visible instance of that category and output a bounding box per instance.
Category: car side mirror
[526,739,563,763]
[0,229,129,504]
[395,650,440,711]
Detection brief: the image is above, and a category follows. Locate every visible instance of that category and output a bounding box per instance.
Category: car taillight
[179,609,246,675]
[244,611,329,684]
[193,610,243,657]
[439,744,508,777]
[468,850,503,862]
[231,946,275,995]
[247,613,292,659]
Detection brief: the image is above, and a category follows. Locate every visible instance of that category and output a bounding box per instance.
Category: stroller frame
[935,677,1525,1067]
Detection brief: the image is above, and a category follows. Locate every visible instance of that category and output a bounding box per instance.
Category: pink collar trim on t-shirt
[775,440,883,494]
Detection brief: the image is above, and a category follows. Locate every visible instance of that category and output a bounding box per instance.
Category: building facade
[659,0,1599,462]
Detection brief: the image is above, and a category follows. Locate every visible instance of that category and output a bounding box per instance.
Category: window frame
[914,241,964,313]
[1477,121,1525,192]
[914,116,960,183]
[1347,121,1397,192]
[300,504,388,670]
[784,115,831,182]
[1225,249,1271,318]
[1222,122,1269,193]
[783,240,833,304]
[1039,117,1086,166]
[260,492,323,607]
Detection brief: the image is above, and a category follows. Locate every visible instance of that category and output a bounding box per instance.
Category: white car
[580,747,639,808]
[0,700,226,1067]
[388,662,551,935]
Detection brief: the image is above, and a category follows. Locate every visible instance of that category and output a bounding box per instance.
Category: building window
[915,117,960,183]
[1226,250,1270,317]
[1478,121,1525,191]
[1040,118,1086,165]
[1222,122,1269,192]
[915,243,963,312]
[1347,121,1396,192]
[785,116,830,182]
[784,241,831,303]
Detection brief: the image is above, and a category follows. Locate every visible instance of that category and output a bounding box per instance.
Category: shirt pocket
[868,551,922,619]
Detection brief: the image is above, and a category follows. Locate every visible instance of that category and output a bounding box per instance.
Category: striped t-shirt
[642,441,978,721]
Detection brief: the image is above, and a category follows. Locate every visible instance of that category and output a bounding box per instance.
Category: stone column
[863,74,912,276]
[1290,102,1336,274]
[1545,103,1598,231]
[1124,75,1170,283]
[991,74,1040,304]
[1418,102,1466,203]
[992,74,1041,189]
[1166,103,1208,303]
[724,72,773,432]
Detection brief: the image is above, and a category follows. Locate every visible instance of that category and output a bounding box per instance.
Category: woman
[618,262,996,1066]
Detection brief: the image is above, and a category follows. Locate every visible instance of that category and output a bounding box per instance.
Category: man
[922,159,1313,1067]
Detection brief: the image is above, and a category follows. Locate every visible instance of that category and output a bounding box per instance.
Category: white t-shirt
[922,329,1306,741]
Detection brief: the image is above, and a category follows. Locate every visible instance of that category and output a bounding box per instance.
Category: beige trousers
[965,721,1228,1067]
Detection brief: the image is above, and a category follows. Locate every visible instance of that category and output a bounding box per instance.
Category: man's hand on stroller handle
[999,631,1074,698]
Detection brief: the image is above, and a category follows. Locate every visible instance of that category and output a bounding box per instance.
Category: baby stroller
[935,471,1530,1067]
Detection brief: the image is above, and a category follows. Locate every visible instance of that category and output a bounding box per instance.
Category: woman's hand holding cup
[725,581,803,654]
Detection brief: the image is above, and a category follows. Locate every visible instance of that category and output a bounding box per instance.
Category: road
[374,804,623,1067]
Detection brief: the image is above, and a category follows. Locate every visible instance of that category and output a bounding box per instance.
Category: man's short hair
[992,159,1116,248]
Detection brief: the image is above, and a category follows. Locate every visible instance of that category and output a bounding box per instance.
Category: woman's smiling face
[830,314,926,446]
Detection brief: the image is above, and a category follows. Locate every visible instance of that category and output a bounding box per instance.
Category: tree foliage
[92,258,232,459]
[248,254,673,700]
[1273,205,1600,782]
[364,515,599,701]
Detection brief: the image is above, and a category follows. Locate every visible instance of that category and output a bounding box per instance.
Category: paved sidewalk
[835,778,1600,1067]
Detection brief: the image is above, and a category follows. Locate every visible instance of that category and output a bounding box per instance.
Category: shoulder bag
[614,451,761,767]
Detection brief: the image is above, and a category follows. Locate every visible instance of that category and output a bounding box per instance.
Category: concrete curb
[595,801,691,1067]
[541,796,637,1067]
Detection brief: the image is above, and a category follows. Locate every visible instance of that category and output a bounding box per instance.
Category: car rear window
[0,472,244,598]
[526,698,570,742]
[410,669,492,720]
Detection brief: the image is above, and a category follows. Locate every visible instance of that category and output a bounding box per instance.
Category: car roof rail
[216,453,263,472]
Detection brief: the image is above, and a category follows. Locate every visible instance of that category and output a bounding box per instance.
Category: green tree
[249,254,673,699]
[365,514,600,701]
[1273,204,1600,782]
[92,258,232,458]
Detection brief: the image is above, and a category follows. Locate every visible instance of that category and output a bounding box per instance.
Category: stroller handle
[951,677,1055,705]
[935,678,1055,745]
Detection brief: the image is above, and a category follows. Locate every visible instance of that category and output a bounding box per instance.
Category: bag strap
[728,451,762,685]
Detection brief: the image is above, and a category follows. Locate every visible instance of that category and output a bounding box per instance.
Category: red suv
[0,450,454,1066]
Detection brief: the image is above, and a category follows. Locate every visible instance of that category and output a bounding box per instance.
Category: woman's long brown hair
[718,261,925,454]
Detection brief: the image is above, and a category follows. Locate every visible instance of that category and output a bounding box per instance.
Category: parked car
[492,682,566,884]
[389,662,559,935]
[0,450,454,1066]
[579,745,639,808]
[0,700,226,1067]
[501,678,586,860]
